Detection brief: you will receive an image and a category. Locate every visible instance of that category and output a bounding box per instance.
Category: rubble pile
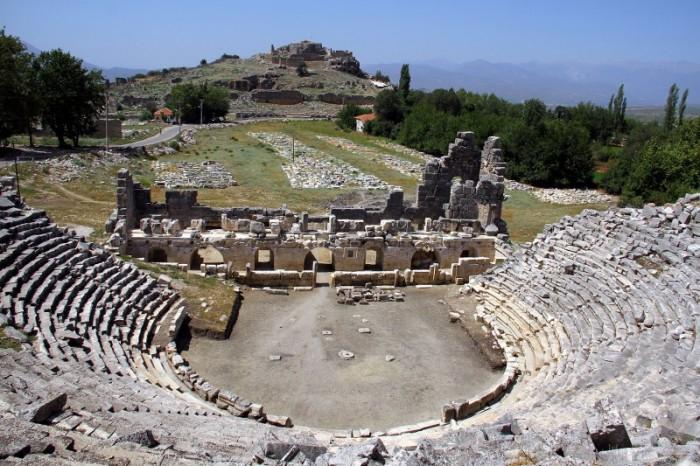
[316,135,424,178]
[36,151,131,183]
[152,160,237,189]
[336,285,406,304]
[249,132,395,190]
[505,179,617,205]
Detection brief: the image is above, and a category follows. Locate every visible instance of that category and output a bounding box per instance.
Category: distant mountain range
[20,39,699,106]
[22,41,148,81]
[365,60,700,106]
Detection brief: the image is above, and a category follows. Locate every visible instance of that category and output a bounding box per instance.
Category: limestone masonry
[105,131,508,287]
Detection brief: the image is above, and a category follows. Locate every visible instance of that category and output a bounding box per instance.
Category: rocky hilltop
[111,40,382,119]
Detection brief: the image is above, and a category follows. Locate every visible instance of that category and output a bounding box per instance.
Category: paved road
[115,125,184,148]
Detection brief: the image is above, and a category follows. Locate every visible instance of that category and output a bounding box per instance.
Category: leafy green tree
[0,29,40,144]
[199,58,207,66]
[620,117,700,205]
[336,103,371,130]
[663,83,679,132]
[166,82,229,124]
[374,89,404,124]
[505,119,593,187]
[398,64,411,101]
[397,101,461,154]
[604,121,662,195]
[569,102,614,142]
[522,99,547,128]
[678,88,689,125]
[426,89,461,115]
[33,49,105,147]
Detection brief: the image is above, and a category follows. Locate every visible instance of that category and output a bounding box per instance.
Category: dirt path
[37,185,113,205]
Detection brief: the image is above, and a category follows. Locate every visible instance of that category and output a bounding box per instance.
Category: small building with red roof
[354,113,376,133]
[153,107,174,121]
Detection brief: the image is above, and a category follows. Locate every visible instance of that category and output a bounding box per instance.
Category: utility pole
[104,80,109,154]
[199,99,204,126]
[105,84,109,155]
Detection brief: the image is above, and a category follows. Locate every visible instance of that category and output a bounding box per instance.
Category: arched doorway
[460,249,472,258]
[303,252,315,270]
[190,245,225,270]
[309,247,334,272]
[411,249,437,270]
[254,248,274,270]
[364,248,383,271]
[147,247,168,263]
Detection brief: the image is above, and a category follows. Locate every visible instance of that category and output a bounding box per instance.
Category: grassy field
[502,189,607,242]
[122,258,234,334]
[0,326,24,351]
[3,120,606,246]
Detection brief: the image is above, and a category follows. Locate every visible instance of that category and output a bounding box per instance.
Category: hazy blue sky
[3,0,699,68]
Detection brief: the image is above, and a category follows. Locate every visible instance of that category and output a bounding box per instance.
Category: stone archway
[254,248,274,271]
[147,247,168,263]
[310,247,334,272]
[303,252,315,270]
[411,249,437,270]
[190,245,225,270]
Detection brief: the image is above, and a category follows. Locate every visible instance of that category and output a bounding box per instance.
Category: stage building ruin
[105,131,508,286]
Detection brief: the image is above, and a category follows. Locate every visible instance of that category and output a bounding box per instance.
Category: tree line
[341,64,696,205]
[0,29,106,148]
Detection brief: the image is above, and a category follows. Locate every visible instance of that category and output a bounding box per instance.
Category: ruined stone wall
[317,94,375,105]
[330,270,399,287]
[237,269,315,287]
[480,136,506,177]
[127,233,496,274]
[415,132,482,219]
[251,90,305,105]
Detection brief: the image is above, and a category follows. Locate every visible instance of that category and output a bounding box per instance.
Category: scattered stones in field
[373,140,434,163]
[248,132,394,190]
[505,179,617,205]
[316,135,424,178]
[268,354,282,361]
[152,160,237,189]
[385,354,395,362]
[338,350,355,360]
[358,327,372,334]
[35,151,131,183]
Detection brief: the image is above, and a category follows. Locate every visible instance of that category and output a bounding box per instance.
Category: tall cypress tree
[398,64,411,101]
[663,83,679,132]
[678,88,689,125]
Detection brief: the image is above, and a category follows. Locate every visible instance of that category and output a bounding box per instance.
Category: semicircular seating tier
[0,192,698,465]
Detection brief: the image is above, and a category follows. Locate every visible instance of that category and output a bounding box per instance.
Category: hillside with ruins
[111,40,383,119]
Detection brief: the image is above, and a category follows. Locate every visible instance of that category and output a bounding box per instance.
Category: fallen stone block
[264,441,326,461]
[21,392,67,423]
[266,414,293,427]
[586,398,632,451]
[115,429,159,448]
